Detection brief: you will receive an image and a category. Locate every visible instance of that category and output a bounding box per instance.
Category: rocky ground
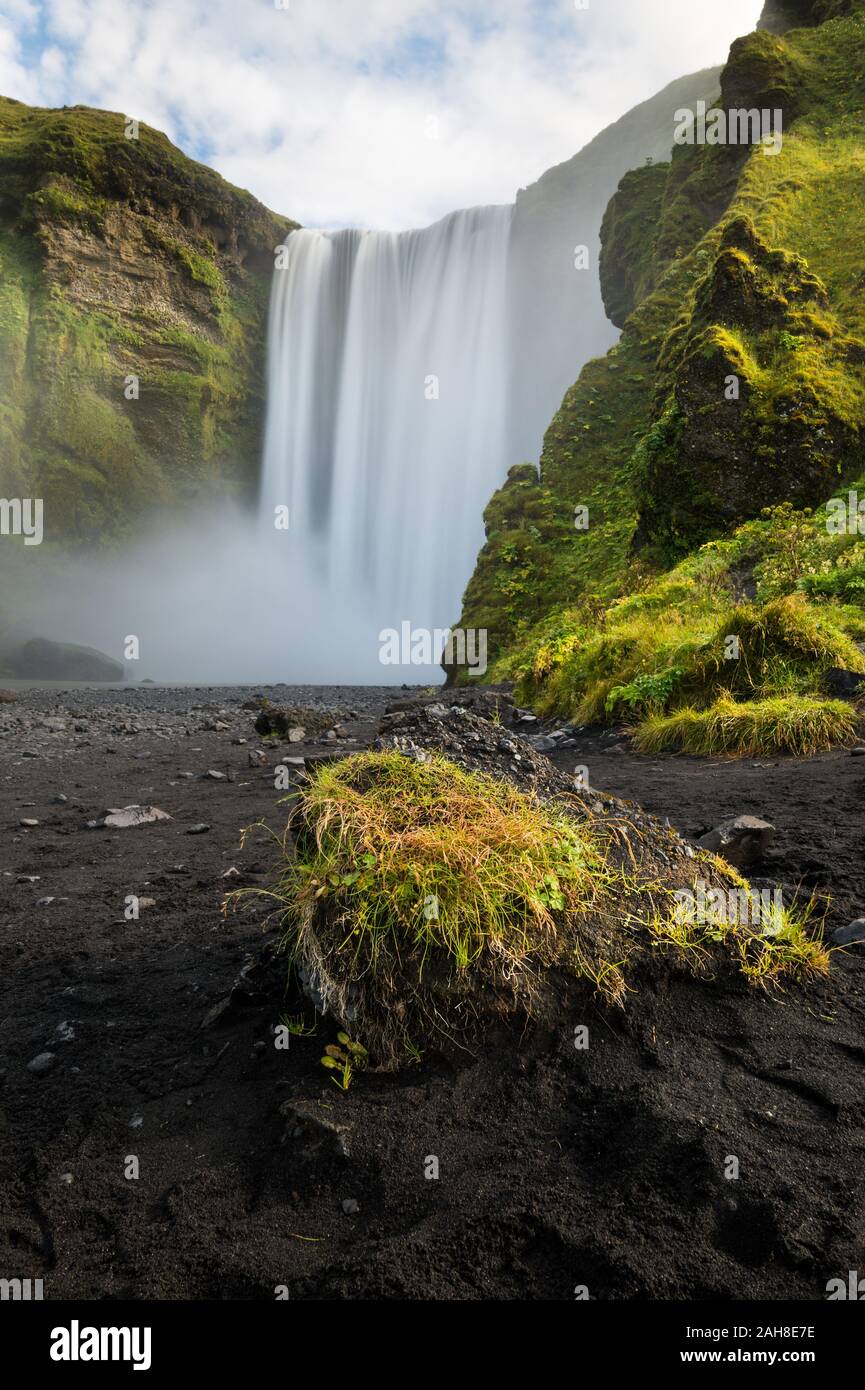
[1,682,863,1301]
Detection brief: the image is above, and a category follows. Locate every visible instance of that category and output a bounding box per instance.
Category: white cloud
[2,0,764,228]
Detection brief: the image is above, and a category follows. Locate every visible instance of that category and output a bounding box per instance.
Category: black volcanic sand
[1,684,863,1301]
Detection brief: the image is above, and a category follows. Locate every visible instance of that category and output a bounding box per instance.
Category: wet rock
[697,815,775,870]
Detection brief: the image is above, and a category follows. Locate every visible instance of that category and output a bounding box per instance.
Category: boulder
[697,815,775,870]
[825,668,865,700]
[5,638,124,682]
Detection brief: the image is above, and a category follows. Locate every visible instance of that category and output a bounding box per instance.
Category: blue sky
[0,0,764,229]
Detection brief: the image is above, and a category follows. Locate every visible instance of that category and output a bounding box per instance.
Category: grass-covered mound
[482,496,865,755]
[240,750,830,1068]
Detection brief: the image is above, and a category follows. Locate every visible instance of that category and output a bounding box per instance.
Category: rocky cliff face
[507,67,722,466]
[0,98,293,542]
[455,0,865,674]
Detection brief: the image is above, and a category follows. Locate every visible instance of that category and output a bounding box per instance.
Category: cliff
[453,0,865,728]
[0,97,293,542]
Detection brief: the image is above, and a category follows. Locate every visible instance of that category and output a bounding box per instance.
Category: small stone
[203,770,226,781]
[51,794,68,805]
[342,1198,360,1215]
[19,818,39,828]
[91,805,172,830]
[27,1052,56,1075]
[222,867,240,879]
[200,997,233,1029]
[187,823,211,835]
[58,1172,73,1184]
[288,727,306,744]
[851,747,865,758]
[53,1021,75,1044]
[832,919,865,947]
[248,749,268,767]
[129,1114,144,1129]
[36,897,56,907]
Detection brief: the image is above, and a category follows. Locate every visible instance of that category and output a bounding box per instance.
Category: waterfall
[259,206,514,672]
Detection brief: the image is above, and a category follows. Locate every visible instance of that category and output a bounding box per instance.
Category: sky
[0,0,764,230]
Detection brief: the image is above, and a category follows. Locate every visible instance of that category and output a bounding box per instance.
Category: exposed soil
[1,684,863,1301]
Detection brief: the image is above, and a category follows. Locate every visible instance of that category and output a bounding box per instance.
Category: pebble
[187,823,211,835]
[342,1198,360,1215]
[203,770,227,781]
[19,818,39,828]
[27,1052,56,1075]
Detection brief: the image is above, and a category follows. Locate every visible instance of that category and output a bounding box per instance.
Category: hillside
[453,0,865,755]
[0,98,293,542]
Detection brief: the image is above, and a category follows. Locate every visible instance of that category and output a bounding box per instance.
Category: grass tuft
[632,692,858,757]
[229,751,833,1066]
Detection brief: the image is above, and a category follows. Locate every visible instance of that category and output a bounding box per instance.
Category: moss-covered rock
[599,163,669,329]
[0,97,295,543]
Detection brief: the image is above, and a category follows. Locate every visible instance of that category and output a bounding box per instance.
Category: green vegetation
[633,692,857,756]
[455,3,865,756]
[230,751,830,1065]
[0,95,293,541]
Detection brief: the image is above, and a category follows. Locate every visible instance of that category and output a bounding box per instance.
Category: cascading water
[259,206,514,674]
